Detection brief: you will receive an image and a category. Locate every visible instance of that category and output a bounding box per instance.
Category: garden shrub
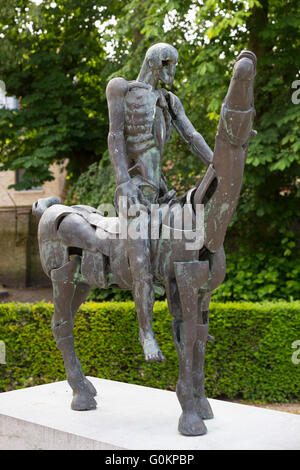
[0,301,299,402]
[212,247,300,302]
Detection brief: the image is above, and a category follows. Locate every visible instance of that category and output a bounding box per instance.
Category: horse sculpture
[33,50,256,436]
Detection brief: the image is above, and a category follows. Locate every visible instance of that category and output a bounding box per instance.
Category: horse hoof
[195,397,214,420]
[178,412,207,436]
[84,378,97,397]
[71,392,97,411]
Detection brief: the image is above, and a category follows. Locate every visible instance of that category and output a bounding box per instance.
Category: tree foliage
[0,0,117,188]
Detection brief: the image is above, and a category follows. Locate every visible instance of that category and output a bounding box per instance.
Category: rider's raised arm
[106,77,130,185]
[167,91,213,166]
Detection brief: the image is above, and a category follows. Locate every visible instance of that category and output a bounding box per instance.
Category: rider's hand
[115,180,149,215]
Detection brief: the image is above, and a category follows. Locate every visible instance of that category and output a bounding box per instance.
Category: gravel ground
[0,287,53,303]
[1,287,299,415]
[232,400,300,415]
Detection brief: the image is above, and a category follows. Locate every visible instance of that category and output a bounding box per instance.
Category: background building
[0,164,66,287]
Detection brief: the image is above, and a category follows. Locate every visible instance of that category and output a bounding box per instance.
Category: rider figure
[106,43,213,362]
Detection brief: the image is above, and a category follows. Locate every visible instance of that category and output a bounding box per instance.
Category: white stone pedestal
[0,377,299,450]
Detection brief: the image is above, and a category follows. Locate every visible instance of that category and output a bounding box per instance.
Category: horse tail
[32,196,61,219]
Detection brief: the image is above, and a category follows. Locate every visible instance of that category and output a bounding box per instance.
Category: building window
[15,169,43,191]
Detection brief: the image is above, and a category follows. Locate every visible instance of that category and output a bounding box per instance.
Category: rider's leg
[127,233,165,362]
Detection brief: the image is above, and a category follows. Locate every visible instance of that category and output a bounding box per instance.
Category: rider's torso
[124,82,172,199]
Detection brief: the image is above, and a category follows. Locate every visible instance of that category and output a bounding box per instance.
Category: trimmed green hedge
[1,301,300,402]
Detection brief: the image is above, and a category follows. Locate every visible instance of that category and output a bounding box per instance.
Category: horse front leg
[51,256,96,411]
[172,316,207,436]
[193,292,214,420]
[173,260,210,435]
[193,247,226,419]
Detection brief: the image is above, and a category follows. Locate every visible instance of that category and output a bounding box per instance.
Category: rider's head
[143,43,178,86]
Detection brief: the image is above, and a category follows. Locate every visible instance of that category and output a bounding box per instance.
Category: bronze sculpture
[33,45,256,436]
[106,43,213,363]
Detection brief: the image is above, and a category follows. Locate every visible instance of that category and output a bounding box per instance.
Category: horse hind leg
[51,256,96,411]
[70,279,96,398]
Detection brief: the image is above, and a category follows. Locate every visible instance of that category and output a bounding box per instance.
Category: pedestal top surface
[1,377,300,450]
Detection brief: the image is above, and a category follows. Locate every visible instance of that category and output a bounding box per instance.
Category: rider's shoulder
[106,77,129,99]
[164,90,184,115]
[127,80,152,91]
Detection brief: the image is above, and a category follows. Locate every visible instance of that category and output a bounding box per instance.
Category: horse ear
[148,58,154,68]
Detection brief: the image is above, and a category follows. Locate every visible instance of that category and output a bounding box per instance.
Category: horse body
[33,51,256,436]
